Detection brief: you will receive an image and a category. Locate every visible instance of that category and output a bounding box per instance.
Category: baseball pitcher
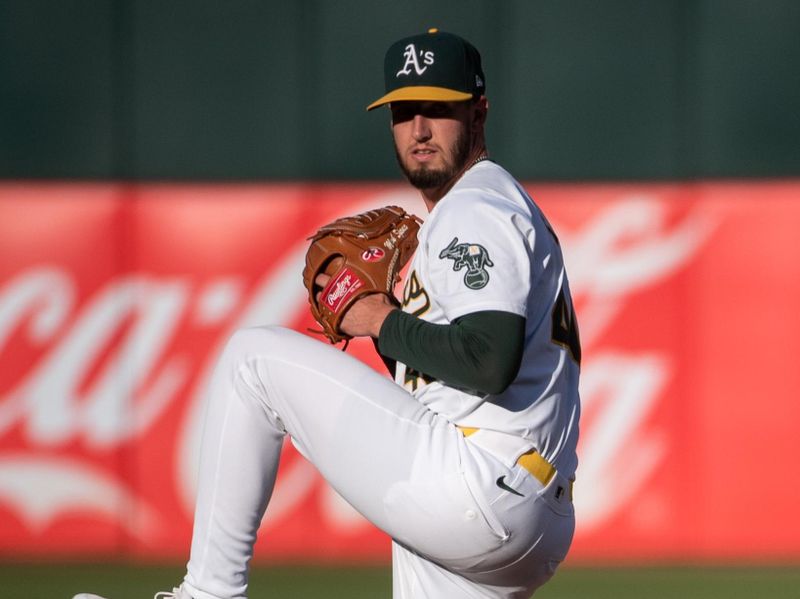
[74,28,581,599]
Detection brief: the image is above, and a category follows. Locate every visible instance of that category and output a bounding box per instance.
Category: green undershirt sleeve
[377,309,526,395]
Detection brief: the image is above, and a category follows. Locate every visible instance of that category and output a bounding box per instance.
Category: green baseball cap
[367,28,486,111]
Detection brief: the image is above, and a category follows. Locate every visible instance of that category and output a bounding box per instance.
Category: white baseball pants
[182,326,574,599]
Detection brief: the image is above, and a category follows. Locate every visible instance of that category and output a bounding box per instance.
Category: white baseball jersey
[397,160,581,479]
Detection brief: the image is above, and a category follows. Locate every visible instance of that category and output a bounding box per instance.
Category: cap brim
[366,86,474,111]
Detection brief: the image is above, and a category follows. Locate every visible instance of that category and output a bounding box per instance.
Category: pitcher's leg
[230,326,445,535]
[392,542,490,599]
[183,329,286,599]
[183,325,515,599]
[183,325,447,599]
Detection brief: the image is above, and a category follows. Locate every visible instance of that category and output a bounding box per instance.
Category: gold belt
[459,427,573,499]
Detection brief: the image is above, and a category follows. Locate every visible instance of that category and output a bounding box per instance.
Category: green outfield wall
[1,0,798,181]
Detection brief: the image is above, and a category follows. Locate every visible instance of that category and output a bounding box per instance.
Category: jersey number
[551,288,581,365]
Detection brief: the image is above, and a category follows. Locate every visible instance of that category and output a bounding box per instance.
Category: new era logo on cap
[367,28,486,111]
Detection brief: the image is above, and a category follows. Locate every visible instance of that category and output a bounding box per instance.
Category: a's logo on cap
[396,43,435,77]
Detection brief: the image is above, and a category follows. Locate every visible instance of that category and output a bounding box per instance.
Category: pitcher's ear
[472,96,489,129]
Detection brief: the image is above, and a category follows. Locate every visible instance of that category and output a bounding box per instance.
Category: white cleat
[72,587,190,599]
[154,590,190,599]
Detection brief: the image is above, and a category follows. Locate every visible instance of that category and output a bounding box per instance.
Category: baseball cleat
[72,587,191,599]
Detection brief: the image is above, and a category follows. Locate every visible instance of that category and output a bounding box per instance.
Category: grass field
[2,562,798,598]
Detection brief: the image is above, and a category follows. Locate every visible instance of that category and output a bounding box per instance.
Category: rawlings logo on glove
[322,267,363,312]
[302,205,422,345]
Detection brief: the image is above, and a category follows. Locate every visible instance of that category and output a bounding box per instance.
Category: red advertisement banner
[1,181,799,563]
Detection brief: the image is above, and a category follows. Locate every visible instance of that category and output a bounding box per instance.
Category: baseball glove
[303,205,422,345]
